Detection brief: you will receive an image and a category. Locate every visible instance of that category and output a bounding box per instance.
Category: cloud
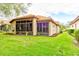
[22,0,79,3]
[28,3,79,15]
[27,3,79,24]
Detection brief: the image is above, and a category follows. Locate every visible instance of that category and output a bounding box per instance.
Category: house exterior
[10,14,60,36]
[70,16,79,29]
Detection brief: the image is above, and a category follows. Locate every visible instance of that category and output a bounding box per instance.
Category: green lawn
[0,32,79,56]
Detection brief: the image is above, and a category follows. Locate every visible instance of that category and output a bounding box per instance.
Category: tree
[0,3,32,17]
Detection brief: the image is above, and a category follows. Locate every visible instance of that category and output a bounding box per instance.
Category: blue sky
[49,12,76,24]
[27,3,79,24]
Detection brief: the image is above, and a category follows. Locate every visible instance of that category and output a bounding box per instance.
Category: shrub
[74,30,79,42]
[60,30,63,33]
[4,32,15,35]
[1,24,12,32]
[67,29,74,34]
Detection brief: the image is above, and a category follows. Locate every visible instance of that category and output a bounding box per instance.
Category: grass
[0,32,79,56]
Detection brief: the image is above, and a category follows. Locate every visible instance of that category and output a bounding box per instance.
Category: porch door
[37,22,48,35]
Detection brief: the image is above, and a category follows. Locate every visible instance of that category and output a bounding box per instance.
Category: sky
[0,0,79,24]
[27,3,79,24]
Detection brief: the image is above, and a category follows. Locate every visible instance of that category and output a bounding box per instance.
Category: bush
[4,32,15,35]
[67,29,74,34]
[60,30,63,33]
[1,24,12,32]
[74,30,79,42]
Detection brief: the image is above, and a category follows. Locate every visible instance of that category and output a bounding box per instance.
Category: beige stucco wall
[32,18,37,35]
[56,26,60,33]
[49,22,53,36]
[49,22,58,36]
[11,21,16,34]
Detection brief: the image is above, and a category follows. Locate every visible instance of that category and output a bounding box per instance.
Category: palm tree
[0,3,32,17]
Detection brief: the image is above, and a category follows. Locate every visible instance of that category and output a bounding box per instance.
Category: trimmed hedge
[67,29,74,34]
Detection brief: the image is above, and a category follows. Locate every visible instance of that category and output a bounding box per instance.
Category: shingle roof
[70,16,79,25]
[10,14,60,26]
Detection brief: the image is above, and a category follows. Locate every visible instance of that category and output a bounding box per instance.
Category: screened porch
[16,20,49,35]
[16,20,32,35]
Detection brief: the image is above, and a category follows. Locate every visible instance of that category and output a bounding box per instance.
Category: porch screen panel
[37,22,48,35]
[16,21,32,31]
[16,21,21,31]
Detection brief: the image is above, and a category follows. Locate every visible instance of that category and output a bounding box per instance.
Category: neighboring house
[10,14,60,36]
[70,16,79,29]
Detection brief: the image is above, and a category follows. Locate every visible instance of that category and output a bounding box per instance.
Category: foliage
[67,29,74,35]
[60,24,66,30]
[0,3,32,17]
[1,24,11,32]
[4,32,15,35]
[60,30,63,33]
[74,29,79,42]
